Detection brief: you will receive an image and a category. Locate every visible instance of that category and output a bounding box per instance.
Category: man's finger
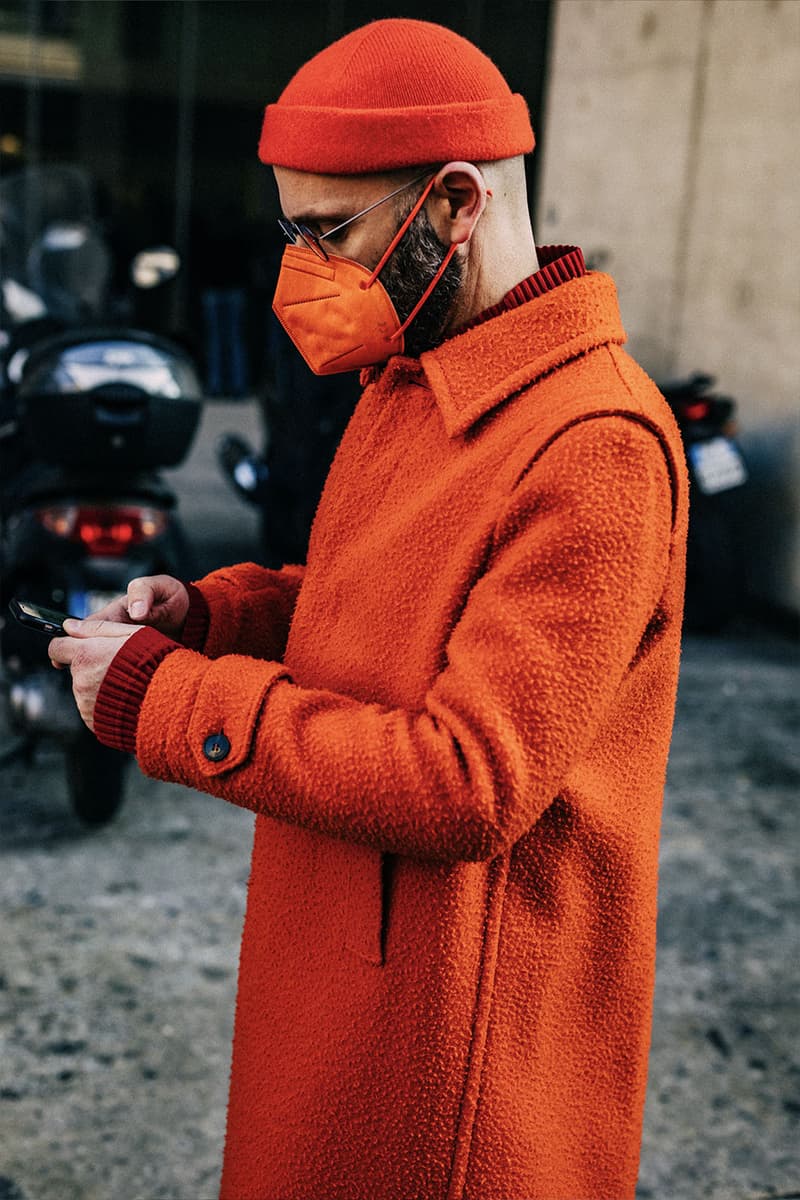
[62,617,141,638]
[86,596,130,624]
[127,579,156,621]
[48,634,77,666]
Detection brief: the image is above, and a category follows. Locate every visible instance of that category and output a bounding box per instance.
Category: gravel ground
[1,401,798,1200]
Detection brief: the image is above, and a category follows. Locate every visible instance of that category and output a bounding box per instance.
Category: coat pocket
[343,843,394,967]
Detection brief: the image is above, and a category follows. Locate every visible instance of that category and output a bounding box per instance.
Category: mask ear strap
[363,175,437,289]
[361,173,460,341]
[392,242,459,339]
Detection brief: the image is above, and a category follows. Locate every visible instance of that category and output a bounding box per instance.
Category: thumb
[63,617,138,638]
[127,581,154,621]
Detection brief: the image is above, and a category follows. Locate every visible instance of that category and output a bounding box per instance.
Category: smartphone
[9,597,74,636]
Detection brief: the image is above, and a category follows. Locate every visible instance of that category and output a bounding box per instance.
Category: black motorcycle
[659,371,749,632]
[0,166,202,825]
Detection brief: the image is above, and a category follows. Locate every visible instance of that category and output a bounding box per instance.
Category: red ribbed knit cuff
[93,627,180,753]
[181,582,210,651]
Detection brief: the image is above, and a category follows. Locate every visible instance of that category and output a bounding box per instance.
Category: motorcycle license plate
[689,437,748,495]
[67,590,121,619]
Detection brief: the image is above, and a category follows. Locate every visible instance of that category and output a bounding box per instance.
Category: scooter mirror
[131,246,181,289]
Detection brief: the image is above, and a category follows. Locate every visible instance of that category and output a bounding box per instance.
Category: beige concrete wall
[537,0,800,614]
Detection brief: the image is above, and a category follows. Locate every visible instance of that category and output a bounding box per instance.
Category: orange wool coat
[133,272,687,1200]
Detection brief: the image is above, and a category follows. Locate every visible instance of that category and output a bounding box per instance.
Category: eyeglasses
[278,171,434,262]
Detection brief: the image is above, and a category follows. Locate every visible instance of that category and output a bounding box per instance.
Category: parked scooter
[0,165,202,825]
[659,371,749,632]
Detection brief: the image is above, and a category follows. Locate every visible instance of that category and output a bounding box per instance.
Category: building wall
[537,0,800,614]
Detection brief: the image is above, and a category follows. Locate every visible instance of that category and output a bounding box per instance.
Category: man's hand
[89,574,190,640]
[49,619,143,732]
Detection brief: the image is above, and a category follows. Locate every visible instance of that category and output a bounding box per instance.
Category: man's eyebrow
[287,209,352,229]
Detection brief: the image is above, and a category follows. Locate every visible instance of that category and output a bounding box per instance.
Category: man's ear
[431,161,489,246]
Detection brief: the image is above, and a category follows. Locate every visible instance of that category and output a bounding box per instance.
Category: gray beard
[379,205,463,358]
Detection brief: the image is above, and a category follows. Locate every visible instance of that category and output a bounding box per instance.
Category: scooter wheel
[64,726,129,826]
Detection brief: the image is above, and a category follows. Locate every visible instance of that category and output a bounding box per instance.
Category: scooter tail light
[683,400,711,421]
[36,504,168,556]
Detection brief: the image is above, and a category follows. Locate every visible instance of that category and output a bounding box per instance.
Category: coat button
[203,732,230,762]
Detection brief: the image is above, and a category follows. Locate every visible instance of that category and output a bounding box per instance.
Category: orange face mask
[272,176,459,376]
[272,248,405,375]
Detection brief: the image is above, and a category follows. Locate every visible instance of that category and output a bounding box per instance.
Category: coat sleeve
[192,561,305,660]
[135,417,675,863]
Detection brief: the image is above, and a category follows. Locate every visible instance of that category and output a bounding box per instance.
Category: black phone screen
[9,598,72,635]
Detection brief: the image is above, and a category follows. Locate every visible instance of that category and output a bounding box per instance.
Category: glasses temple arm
[321,171,433,244]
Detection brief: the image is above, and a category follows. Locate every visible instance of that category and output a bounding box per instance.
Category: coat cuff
[180,582,211,650]
[94,627,181,753]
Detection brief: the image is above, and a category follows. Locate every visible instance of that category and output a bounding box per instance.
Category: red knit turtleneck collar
[454,245,586,336]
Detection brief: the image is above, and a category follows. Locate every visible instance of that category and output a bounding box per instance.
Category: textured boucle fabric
[132,272,687,1200]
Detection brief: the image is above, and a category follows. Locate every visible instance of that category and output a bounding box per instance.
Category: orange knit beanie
[258,18,535,174]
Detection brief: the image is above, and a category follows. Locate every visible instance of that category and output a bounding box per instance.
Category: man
[50,18,688,1200]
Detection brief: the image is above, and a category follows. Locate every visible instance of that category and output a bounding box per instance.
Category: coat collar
[415,272,627,438]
